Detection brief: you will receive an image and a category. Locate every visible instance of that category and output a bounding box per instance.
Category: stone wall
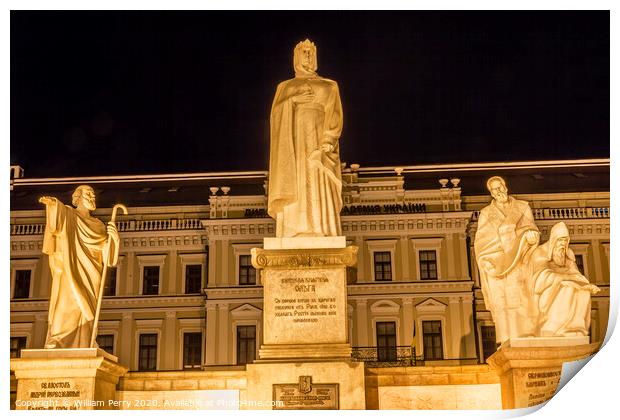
[365,365,501,409]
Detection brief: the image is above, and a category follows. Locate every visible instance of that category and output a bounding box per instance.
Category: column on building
[448,296,461,359]
[167,250,178,294]
[32,313,48,349]
[591,239,604,284]
[208,240,218,287]
[205,302,218,365]
[163,311,177,369]
[119,311,133,368]
[355,299,369,347]
[400,236,410,281]
[125,251,135,294]
[355,236,366,282]
[217,303,229,365]
[460,295,475,358]
[402,297,414,347]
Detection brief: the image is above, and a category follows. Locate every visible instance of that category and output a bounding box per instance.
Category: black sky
[10,11,609,177]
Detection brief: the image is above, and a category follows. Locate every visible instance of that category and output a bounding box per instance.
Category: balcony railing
[10,218,203,236]
[351,346,479,367]
[471,207,609,222]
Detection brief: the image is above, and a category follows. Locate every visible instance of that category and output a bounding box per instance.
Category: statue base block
[251,244,357,361]
[246,360,365,409]
[10,348,128,410]
[486,337,599,409]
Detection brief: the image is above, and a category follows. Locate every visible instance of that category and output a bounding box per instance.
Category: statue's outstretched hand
[39,196,55,205]
[587,284,601,295]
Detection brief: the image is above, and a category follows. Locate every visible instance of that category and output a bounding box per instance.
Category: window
[138,334,158,371]
[10,337,27,358]
[422,320,444,360]
[236,325,256,365]
[142,266,160,295]
[183,332,202,369]
[239,255,256,285]
[481,326,498,361]
[13,270,31,299]
[575,254,585,275]
[185,265,202,294]
[97,334,115,355]
[376,321,397,362]
[103,267,117,296]
[374,252,392,281]
[419,250,438,280]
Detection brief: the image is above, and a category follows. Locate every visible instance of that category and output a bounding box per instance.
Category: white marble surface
[502,336,590,348]
[264,236,346,250]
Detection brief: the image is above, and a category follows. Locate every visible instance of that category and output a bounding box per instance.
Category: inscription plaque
[273,376,339,410]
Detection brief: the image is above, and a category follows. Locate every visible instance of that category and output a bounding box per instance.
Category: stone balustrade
[10,218,203,235]
[471,207,610,222]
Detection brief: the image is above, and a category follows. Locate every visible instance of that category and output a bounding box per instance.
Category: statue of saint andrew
[39,185,120,348]
[268,39,344,237]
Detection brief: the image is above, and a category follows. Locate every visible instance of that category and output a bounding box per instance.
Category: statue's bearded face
[489,180,508,204]
[300,46,313,71]
[80,187,97,211]
[552,237,569,266]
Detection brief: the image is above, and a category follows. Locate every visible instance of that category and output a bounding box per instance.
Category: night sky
[10,11,609,178]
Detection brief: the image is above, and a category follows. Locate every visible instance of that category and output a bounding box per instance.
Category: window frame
[10,336,28,358]
[411,238,444,281]
[182,331,203,370]
[235,324,257,365]
[232,243,262,286]
[418,249,439,280]
[137,255,166,295]
[10,259,37,300]
[366,239,397,282]
[137,332,159,372]
[375,321,398,362]
[238,255,257,286]
[421,319,444,361]
[180,253,206,294]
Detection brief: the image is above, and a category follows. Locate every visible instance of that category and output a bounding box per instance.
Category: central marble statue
[268,39,344,237]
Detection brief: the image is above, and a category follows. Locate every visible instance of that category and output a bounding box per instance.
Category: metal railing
[471,207,609,222]
[351,346,480,367]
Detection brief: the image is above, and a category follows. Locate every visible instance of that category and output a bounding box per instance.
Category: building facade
[9,159,610,376]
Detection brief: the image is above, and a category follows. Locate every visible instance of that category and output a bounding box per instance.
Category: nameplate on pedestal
[273,376,338,410]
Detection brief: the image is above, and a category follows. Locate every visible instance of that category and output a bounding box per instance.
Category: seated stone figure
[529,222,600,337]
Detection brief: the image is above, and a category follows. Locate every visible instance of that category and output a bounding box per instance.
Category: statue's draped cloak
[474,197,539,341]
[529,225,592,336]
[42,199,117,348]
[268,75,343,237]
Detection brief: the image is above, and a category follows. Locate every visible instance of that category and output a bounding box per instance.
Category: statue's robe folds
[42,199,118,348]
[474,197,539,343]
[268,75,343,237]
[529,226,593,337]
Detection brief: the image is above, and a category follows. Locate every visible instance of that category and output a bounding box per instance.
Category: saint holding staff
[40,185,125,349]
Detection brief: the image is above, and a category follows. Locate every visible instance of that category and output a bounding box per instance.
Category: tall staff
[90,204,128,348]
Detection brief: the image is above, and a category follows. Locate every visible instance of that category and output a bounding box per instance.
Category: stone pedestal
[246,360,365,410]
[251,239,357,360]
[10,348,128,410]
[486,337,599,409]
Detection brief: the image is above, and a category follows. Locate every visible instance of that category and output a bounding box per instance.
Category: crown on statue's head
[295,39,316,51]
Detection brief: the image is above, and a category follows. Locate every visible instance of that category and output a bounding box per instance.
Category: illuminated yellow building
[9,159,610,409]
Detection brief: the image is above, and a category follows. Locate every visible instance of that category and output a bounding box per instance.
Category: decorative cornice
[251,246,358,269]
[348,280,474,296]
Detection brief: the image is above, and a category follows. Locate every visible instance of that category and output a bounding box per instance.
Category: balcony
[471,206,609,222]
[351,346,479,367]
